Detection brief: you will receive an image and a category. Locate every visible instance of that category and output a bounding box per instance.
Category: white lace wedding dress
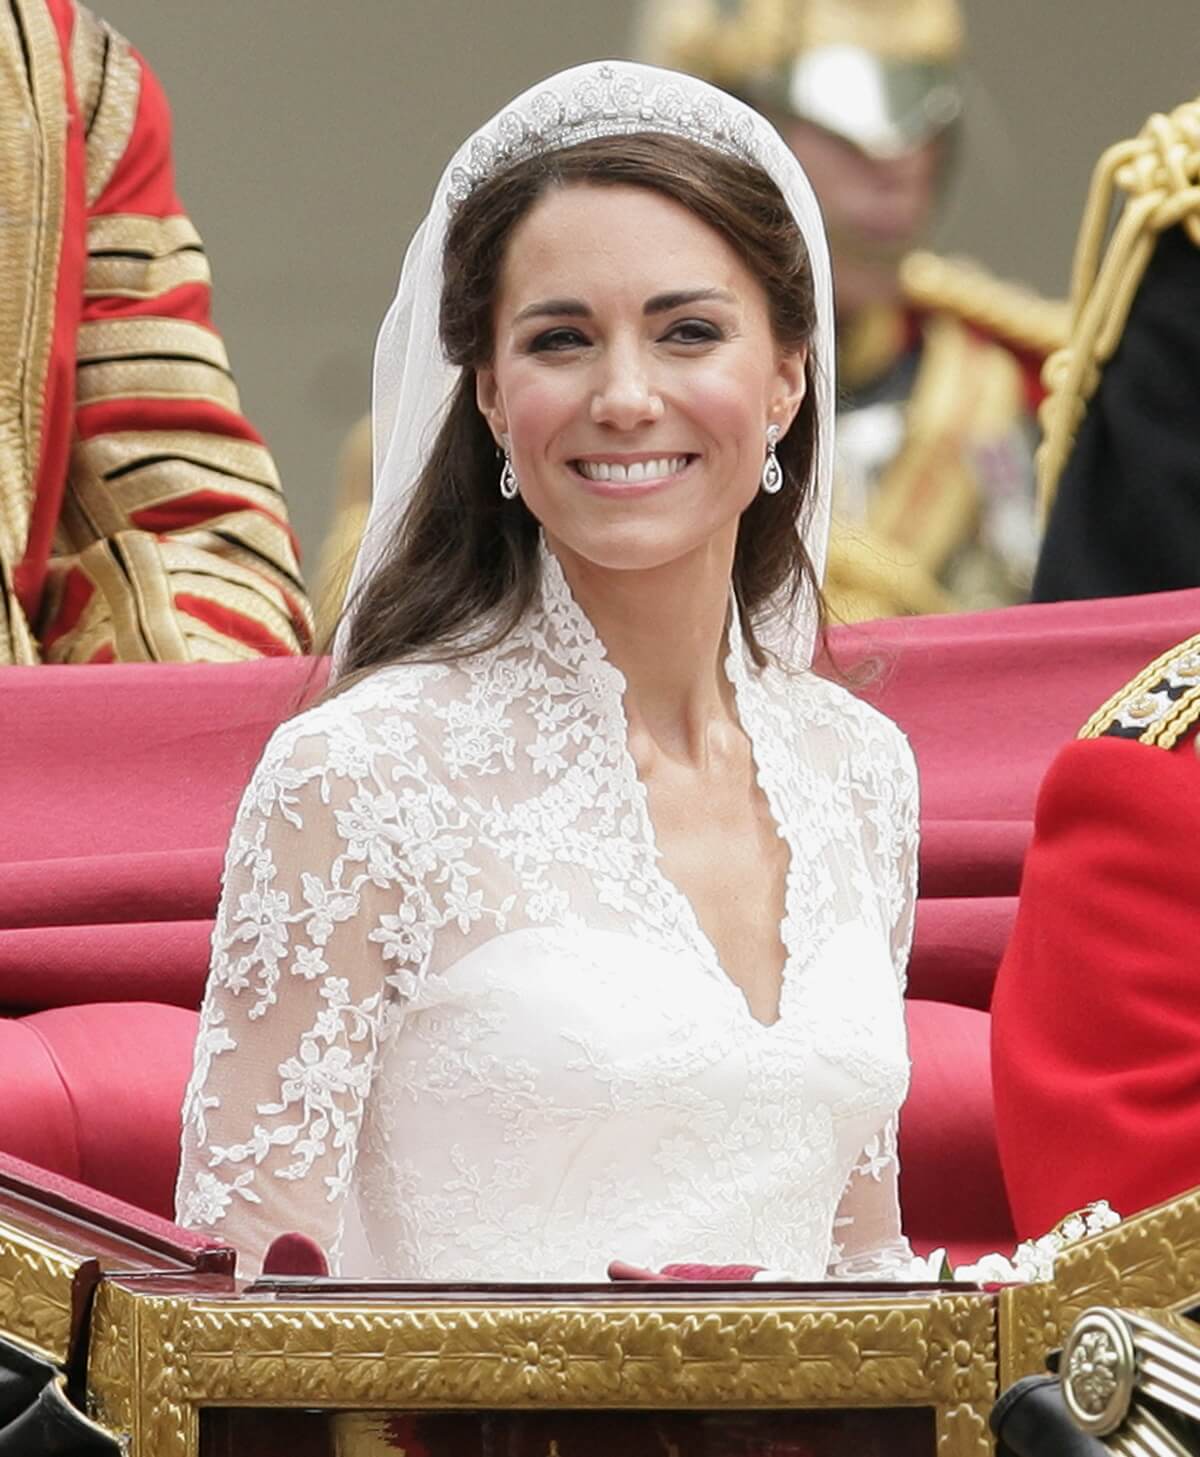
[176,549,918,1281]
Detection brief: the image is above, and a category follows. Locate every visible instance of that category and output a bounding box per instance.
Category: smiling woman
[175,62,920,1286]
[339,129,821,677]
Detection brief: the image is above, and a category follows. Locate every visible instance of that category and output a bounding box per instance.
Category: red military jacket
[991,633,1200,1236]
[1,0,311,663]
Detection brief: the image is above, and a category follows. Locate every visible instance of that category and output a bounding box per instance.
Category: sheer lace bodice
[177,551,918,1280]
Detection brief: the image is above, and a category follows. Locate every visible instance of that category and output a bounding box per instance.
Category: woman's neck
[547,532,740,767]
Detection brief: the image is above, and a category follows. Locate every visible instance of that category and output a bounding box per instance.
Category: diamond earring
[499,438,519,500]
[761,423,783,494]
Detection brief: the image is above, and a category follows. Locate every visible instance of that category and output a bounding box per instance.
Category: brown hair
[336,132,823,682]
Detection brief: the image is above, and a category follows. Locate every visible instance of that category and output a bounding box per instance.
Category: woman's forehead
[497,183,752,306]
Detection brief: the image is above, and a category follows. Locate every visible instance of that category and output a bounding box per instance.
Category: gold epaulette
[899,250,1069,358]
[1079,633,1200,748]
[1038,96,1200,520]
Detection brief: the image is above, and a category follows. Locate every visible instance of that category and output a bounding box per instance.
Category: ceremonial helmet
[636,0,965,160]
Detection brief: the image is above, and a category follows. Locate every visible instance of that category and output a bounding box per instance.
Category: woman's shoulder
[254,660,467,773]
[776,668,916,769]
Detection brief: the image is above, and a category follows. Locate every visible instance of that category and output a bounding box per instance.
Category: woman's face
[476,183,807,578]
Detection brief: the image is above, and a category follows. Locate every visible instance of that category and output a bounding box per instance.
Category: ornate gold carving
[87,1281,137,1444]
[88,1284,199,1457]
[998,1281,1061,1388]
[1056,1187,1200,1329]
[174,1295,993,1411]
[0,1218,83,1363]
[85,1287,999,1456]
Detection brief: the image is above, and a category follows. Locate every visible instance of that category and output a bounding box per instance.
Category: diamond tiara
[447,63,785,206]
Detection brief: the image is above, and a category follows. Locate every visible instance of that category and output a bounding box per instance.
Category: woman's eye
[528,327,588,352]
[664,319,722,344]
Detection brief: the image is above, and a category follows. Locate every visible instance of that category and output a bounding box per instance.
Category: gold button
[1126,694,1159,721]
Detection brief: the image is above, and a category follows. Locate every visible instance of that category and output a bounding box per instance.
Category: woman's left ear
[772,346,808,436]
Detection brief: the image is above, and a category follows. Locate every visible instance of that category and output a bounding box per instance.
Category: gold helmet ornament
[637,0,965,159]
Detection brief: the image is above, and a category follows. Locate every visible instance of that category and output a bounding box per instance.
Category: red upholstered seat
[0,1003,198,1216]
[2,588,1197,1268]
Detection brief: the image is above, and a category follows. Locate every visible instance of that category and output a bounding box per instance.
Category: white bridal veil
[338,60,836,670]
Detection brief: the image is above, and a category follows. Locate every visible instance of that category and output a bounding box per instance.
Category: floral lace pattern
[177,548,918,1280]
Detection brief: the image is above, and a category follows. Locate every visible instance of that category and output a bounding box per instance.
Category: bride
[175,61,918,1282]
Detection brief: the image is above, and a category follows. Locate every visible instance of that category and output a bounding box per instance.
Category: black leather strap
[990,1375,1109,1457]
[0,1336,119,1456]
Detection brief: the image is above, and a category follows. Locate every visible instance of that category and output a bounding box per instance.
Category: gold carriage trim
[0,1217,86,1364]
[84,1285,1000,1457]
[1078,632,1200,748]
[899,251,1070,358]
[1037,95,1200,519]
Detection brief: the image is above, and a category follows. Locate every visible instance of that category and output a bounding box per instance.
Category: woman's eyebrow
[512,298,590,324]
[644,287,736,314]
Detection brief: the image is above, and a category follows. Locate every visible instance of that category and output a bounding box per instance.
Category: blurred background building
[95,0,1199,570]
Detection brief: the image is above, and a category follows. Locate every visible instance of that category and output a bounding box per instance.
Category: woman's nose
[589,345,664,429]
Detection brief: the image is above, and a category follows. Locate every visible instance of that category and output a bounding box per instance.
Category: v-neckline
[538,543,798,1030]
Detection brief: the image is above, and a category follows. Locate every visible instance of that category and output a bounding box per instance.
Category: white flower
[370,903,431,967]
[1083,1200,1121,1235]
[1010,1235,1064,1284]
[178,1168,258,1226]
[300,873,358,946]
[292,945,328,980]
[527,731,569,778]
[955,1251,1023,1283]
[907,1248,952,1281]
[445,886,485,932]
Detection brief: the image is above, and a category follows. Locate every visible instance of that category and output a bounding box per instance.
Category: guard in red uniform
[991,640,1200,1237]
[1,1,312,663]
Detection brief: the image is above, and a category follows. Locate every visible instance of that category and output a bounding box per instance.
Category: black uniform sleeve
[1033,224,1200,601]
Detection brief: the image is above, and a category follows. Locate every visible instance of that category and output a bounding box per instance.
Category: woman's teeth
[576,456,688,483]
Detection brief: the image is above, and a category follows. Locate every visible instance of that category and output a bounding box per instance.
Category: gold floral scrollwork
[927,1295,997,1457]
[997,1281,1060,1388]
[137,1296,197,1457]
[1056,1189,1200,1328]
[0,1219,82,1362]
[179,1297,988,1411]
[86,1283,136,1451]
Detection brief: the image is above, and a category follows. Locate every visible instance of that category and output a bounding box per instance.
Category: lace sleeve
[826,1119,913,1278]
[826,719,919,1279]
[175,711,417,1276]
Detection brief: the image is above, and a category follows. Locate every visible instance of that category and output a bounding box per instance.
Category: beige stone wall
[97,0,1200,566]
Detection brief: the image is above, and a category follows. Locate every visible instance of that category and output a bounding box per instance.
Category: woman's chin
[543,517,740,578]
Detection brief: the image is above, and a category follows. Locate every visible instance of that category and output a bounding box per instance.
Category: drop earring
[761,422,783,494]
[499,438,519,500]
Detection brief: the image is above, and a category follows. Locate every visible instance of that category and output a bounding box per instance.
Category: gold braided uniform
[1,1,312,664]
